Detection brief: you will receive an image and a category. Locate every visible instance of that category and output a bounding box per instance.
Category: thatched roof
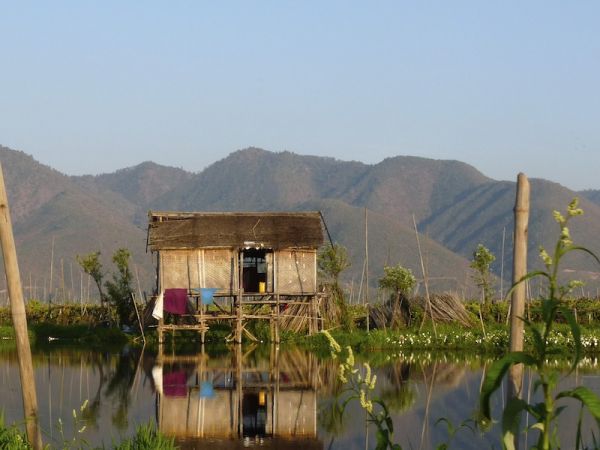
[148,211,324,251]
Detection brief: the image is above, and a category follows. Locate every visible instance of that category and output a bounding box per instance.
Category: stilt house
[147,211,324,343]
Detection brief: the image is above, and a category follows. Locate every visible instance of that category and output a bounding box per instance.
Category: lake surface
[1,343,600,449]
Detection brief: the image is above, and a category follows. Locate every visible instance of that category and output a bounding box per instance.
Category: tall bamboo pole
[0,162,43,449]
[500,226,506,300]
[507,173,530,440]
[414,214,436,337]
[49,236,54,303]
[364,207,370,331]
[364,207,369,305]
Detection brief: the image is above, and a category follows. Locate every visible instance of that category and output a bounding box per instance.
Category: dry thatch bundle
[370,292,473,329]
[414,292,472,327]
[279,300,313,334]
[369,293,412,330]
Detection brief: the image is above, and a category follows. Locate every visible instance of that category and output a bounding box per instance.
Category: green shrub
[114,423,176,450]
[0,415,31,450]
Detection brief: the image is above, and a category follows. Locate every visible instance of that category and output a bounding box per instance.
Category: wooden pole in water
[507,173,530,428]
[0,162,43,449]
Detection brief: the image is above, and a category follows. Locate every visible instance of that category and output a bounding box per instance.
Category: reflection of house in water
[147,211,325,344]
[153,346,321,447]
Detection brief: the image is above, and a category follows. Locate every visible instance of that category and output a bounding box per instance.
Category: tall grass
[0,414,31,450]
[113,423,176,450]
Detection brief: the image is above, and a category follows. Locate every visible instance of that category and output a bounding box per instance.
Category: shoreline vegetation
[0,420,176,450]
[2,298,600,356]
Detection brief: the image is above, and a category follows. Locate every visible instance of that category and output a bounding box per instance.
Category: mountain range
[1,145,599,303]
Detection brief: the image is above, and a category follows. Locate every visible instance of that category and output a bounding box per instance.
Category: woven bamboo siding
[161,250,199,290]
[277,250,316,294]
[160,249,234,292]
[160,391,238,438]
[275,391,317,437]
[204,249,235,292]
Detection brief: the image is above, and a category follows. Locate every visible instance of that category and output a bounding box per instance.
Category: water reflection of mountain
[151,345,322,449]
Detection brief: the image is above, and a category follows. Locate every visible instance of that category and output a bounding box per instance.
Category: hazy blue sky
[1,2,599,189]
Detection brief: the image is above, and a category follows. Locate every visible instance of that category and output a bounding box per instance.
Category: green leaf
[435,417,455,436]
[554,405,567,418]
[502,398,530,450]
[523,319,544,358]
[541,298,559,325]
[505,271,550,301]
[576,404,584,450]
[376,429,390,450]
[532,380,544,395]
[480,352,536,422]
[385,416,394,433]
[565,246,600,267]
[531,422,545,432]
[530,402,546,421]
[558,306,582,372]
[557,386,600,426]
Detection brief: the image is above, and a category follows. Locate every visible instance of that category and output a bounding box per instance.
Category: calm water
[1,343,600,449]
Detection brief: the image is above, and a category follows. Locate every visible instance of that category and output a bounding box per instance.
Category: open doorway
[242,249,273,293]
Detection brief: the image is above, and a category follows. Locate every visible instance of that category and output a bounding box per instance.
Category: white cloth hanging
[152,291,164,320]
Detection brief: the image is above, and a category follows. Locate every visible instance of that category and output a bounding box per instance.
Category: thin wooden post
[414,214,436,338]
[500,226,506,301]
[275,292,280,343]
[130,292,145,345]
[49,236,54,303]
[364,207,369,305]
[0,162,43,449]
[236,250,243,344]
[507,173,530,422]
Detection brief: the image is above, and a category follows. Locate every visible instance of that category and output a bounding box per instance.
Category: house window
[242,249,272,293]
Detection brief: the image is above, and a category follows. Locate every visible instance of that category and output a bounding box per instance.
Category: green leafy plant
[113,422,176,450]
[77,252,106,307]
[318,244,353,331]
[479,198,600,450]
[105,248,135,327]
[78,248,135,327]
[55,400,90,449]
[470,244,496,306]
[379,265,416,327]
[434,418,476,450]
[0,413,31,449]
[322,330,401,450]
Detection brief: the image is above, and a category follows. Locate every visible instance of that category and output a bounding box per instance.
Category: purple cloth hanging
[163,370,188,397]
[164,288,188,315]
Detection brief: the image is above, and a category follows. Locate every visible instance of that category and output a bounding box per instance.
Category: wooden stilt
[235,252,243,344]
[158,318,164,343]
[275,292,280,344]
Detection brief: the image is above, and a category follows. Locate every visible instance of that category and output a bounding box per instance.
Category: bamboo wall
[160,249,235,292]
[159,248,317,295]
